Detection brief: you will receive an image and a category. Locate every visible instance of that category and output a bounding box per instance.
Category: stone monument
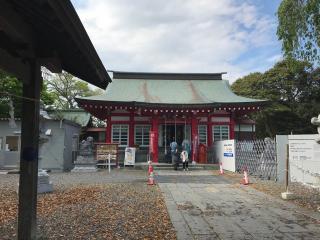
[38,169,54,193]
[38,129,54,194]
[71,136,97,172]
[311,114,320,144]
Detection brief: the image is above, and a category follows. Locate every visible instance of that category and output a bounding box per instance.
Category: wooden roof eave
[76,98,269,110]
[1,0,111,89]
[47,0,111,88]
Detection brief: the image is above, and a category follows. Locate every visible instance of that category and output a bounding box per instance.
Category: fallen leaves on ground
[0,186,17,225]
[0,184,176,240]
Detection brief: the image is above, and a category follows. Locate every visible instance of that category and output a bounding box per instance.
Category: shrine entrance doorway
[162,124,191,147]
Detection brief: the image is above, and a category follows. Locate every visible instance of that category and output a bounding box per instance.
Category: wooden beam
[17,59,41,240]
[40,57,62,74]
[0,48,30,83]
[0,1,34,47]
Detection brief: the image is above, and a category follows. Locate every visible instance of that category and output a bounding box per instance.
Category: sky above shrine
[72,0,282,83]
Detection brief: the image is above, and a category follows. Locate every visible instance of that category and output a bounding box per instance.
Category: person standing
[182,139,191,156]
[180,150,189,171]
[170,137,178,170]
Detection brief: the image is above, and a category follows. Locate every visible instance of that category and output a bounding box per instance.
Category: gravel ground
[222,171,320,212]
[0,170,176,240]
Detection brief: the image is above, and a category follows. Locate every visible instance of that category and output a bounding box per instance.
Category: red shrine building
[76,71,266,163]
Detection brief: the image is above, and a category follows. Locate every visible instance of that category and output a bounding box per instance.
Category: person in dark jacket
[170,137,179,170]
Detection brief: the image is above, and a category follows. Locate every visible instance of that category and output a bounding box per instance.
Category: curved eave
[76,98,269,109]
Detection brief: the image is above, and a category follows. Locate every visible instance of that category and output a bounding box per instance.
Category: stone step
[154,167,205,171]
[133,163,218,171]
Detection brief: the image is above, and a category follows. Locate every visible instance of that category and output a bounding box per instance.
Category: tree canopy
[0,69,56,118]
[0,70,22,119]
[0,68,103,119]
[232,58,320,137]
[43,70,103,110]
[277,0,320,64]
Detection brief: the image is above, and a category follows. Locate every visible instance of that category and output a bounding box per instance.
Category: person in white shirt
[180,150,189,171]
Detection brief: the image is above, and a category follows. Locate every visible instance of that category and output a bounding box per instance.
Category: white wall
[289,134,320,187]
[213,139,236,172]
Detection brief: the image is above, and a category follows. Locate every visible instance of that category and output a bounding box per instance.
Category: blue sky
[71,0,282,83]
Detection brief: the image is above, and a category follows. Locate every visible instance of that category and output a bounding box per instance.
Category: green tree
[0,68,61,119]
[44,71,103,109]
[277,0,320,63]
[231,58,320,137]
[0,69,23,119]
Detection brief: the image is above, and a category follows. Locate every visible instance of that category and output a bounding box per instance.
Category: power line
[0,91,40,102]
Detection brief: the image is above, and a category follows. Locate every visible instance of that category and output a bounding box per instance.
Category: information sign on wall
[289,135,320,186]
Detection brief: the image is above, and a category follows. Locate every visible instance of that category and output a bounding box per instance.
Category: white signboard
[124,147,136,166]
[289,135,320,186]
[214,140,236,172]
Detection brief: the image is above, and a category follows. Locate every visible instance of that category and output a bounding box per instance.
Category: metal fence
[235,138,277,180]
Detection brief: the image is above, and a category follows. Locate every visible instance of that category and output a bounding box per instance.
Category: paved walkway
[156,170,320,240]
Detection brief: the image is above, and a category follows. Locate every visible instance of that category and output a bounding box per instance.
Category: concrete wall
[63,122,81,170]
[39,120,81,171]
[0,121,21,169]
[39,121,65,170]
[0,119,81,171]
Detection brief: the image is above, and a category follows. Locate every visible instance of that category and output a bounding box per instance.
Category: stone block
[281,191,296,200]
[38,169,53,194]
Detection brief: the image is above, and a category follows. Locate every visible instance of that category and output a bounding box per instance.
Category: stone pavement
[156,170,320,240]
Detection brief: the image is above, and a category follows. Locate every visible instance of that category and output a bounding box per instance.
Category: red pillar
[207,115,212,147]
[191,116,198,163]
[151,116,159,162]
[106,115,111,143]
[129,111,134,147]
[229,115,235,139]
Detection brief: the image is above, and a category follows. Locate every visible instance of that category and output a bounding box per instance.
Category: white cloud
[266,54,283,63]
[73,0,281,82]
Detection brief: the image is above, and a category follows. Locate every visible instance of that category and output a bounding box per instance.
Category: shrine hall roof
[76,71,266,107]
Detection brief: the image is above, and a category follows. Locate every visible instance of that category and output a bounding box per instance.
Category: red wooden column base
[105,116,111,143]
[207,115,212,147]
[151,117,159,163]
[191,117,198,163]
[129,111,134,147]
[229,117,235,140]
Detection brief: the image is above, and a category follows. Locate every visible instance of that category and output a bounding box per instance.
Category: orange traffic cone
[219,162,224,175]
[147,161,156,185]
[148,163,153,175]
[240,168,249,185]
[147,171,156,185]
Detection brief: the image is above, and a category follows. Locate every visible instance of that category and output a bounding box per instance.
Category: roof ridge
[112,71,227,80]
